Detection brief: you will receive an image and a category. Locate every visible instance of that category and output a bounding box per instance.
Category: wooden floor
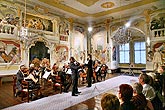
[0,73,120,110]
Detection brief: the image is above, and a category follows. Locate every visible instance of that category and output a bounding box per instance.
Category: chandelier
[112,26,132,45]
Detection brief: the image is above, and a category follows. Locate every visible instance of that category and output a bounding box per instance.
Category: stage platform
[3,75,138,110]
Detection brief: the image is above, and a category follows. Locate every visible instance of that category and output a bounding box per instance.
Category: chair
[21,80,41,102]
[13,76,17,96]
[53,76,64,93]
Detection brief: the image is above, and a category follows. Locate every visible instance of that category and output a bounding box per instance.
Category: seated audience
[131,82,154,110]
[138,73,156,101]
[101,93,120,110]
[139,73,163,110]
[118,84,135,110]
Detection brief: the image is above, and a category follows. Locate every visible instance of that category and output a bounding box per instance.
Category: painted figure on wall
[153,48,162,71]
[59,21,69,35]
[55,46,69,63]
[22,14,52,32]
[101,50,106,64]
[112,46,117,61]
[0,41,20,63]
[79,51,85,64]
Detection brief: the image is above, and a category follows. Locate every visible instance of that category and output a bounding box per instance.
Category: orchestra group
[15,54,108,97]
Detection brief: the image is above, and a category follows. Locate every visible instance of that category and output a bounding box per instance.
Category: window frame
[134,41,146,64]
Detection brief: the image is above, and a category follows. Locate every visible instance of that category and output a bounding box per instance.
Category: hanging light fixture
[111,0,132,45]
[19,0,28,41]
[112,26,132,45]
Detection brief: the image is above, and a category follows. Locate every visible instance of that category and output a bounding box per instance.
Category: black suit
[86,59,93,87]
[16,70,24,91]
[70,61,80,95]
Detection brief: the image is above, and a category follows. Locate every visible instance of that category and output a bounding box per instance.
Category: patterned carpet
[3,75,138,110]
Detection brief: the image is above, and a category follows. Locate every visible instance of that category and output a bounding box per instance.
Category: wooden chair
[21,80,32,102]
[53,76,64,93]
[21,80,41,102]
[13,76,17,96]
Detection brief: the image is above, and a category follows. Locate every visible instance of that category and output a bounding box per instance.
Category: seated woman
[101,93,120,110]
[25,68,40,89]
[118,84,135,110]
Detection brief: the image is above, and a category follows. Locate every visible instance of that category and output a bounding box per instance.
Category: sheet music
[42,71,51,79]
[95,66,100,72]
[66,69,72,74]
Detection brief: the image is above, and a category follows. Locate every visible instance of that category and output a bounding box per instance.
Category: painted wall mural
[22,14,53,32]
[0,40,20,64]
[59,21,69,35]
[55,45,68,63]
[150,42,165,71]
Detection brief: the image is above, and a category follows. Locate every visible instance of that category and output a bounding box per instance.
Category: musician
[100,64,108,81]
[25,68,40,89]
[85,54,93,87]
[15,65,27,97]
[58,70,72,93]
[93,60,101,82]
[69,57,82,96]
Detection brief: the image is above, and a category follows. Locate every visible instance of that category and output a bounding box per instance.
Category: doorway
[29,41,50,61]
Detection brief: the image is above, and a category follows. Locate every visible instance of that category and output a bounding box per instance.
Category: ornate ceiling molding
[101,2,115,9]
[76,0,99,7]
[39,0,159,18]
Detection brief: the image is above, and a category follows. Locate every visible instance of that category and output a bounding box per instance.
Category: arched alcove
[29,41,50,61]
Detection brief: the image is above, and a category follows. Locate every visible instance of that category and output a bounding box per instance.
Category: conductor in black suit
[69,57,82,96]
[86,54,93,87]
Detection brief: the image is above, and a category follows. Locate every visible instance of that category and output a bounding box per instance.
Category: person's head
[138,73,150,85]
[118,84,133,102]
[132,82,143,95]
[70,57,75,63]
[20,65,26,72]
[87,54,92,60]
[29,67,35,74]
[101,93,120,110]
[30,63,35,68]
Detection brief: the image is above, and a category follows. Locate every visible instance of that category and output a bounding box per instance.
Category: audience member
[139,73,163,110]
[138,73,156,101]
[131,82,154,110]
[101,93,120,110]
[118,84,135,110]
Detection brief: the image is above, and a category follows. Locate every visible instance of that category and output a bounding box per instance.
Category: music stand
[122,63,135,76]
[91,84,100,95]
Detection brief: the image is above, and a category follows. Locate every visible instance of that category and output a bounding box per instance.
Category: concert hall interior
[0,0,165,110]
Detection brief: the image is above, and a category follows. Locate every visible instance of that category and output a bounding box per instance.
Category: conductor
[69,57,82,96]
[85,54,93,87]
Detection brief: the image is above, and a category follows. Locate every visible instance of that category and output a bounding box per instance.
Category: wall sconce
[146,37,150,47]
[88,27,93,32]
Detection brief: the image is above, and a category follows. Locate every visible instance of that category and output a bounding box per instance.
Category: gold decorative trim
[101,2,114,8]
[39,0,159,17]
[76,0,99,7]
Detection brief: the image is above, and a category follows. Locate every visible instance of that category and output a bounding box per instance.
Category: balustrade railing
[152,28,165,38]
[0,24,16,35]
